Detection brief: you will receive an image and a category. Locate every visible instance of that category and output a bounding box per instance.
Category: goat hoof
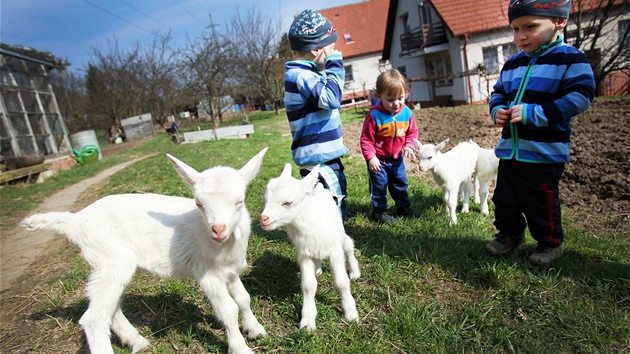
[131,337,150,353]
[349,270,361,280]
[246,324,267,338]
[344,310,359,322]
[299,320,316,332]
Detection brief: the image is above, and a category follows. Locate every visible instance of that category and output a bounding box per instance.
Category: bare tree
[568,0,629,95]
[85,33,180,129]
[228,7,288,114]
[50,69,87,133]
[180,30,235,129]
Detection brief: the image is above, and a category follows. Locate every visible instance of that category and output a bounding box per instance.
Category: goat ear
[413,138,422,149]
[167,154,200,187]
[436,139,449,152]
[301,164,320,193]
[238,147,268,184]
[281,163,292,177]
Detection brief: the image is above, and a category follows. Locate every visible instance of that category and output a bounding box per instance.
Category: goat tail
[20,212,76,236]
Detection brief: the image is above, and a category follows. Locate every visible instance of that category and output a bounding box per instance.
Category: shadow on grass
[30,292,234,353]
[342,190,630,293]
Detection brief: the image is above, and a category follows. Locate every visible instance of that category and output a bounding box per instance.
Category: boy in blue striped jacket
[284,9,349,220]
[485,0,595,265]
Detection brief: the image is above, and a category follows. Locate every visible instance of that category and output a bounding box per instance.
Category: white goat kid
[414,138,478,225]
[472,146,499,215]
[20,148,269,354]
[260,164,361,331]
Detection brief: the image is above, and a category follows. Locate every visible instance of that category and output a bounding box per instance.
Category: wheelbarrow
[71,145,100,165]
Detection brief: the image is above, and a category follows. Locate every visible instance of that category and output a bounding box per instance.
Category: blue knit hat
[508,0,572,23]
[288,9,338,51]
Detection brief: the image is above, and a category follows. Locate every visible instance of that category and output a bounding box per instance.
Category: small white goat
[414,138,478,225]
[20,148,269,354]
[260,164,361,331]
[472,146,499,215]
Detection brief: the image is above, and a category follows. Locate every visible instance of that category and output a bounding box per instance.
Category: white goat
[260,164,361,331]
[414,138,478,225]
[19,148,269,354]
[472,146,499,215]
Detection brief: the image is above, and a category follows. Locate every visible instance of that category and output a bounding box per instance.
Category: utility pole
[206,14,220,41]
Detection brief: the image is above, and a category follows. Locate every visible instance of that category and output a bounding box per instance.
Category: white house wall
[462,28,515,104]
[344,53,391,96]
[389,0,430,103]
[388,1,629,105]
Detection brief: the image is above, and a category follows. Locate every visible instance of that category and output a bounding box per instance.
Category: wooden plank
[0,162,52,184]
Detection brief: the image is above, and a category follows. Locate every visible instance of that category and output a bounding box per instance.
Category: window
[482,43,518,74]
[620,20,630,49]
[343,34,355,43]
[344,65,354,82]
[426,56,453,86]
[397,66,407,78]
[418,2,429,26]
[401,13,410,33]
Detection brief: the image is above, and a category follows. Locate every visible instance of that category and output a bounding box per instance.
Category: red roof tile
[428,0,620,38]
[429,0,509,37]
[319,0,390,58]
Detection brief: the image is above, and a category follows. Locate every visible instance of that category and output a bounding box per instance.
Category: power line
[172,0,206,27]
[116,0,168,29]
[82,0,151,33]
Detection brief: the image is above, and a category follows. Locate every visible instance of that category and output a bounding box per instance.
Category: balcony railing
[400,23,448,56]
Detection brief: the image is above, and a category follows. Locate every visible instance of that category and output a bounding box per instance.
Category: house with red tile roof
[319,0,391,106]
[382,0,629,107]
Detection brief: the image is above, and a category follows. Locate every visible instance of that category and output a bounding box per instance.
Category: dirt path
[0,154,154,292]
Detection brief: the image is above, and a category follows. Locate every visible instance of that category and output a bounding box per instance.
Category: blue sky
[1,0,360,73]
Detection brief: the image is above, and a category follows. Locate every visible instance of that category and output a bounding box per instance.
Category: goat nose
[212,225,226,238]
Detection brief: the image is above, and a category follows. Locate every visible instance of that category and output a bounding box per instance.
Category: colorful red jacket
[360,103,418,161]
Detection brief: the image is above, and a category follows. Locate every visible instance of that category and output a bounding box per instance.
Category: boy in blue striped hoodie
[284,9,349,220]
[485,0,595,265]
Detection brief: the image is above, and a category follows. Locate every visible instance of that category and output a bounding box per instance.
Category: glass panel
[0,68,12,86]
[483,46,499,73]
[397,65,407,78]
[344,65,354,82]
[503,43,518,60]
[620,20,630,48]
[12,71,32,88]
[28,113,46,135]
[26,61,44,75]
[46,113,63,134]
[6,57,25,72]
[33,76,49,91]
[17,136,37,155]
[21,91,41,112]
[0,113,9,138]
[35,134,52,155]
[0,89,22,112]
[9,113,30,135]
[40,94,56,113]
[0,138,15,157]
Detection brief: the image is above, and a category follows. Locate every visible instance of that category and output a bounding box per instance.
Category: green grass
[2,109,629,353]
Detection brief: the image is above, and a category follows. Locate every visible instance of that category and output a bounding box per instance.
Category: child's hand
[508,105,524,124]
[368,158,381,173]
[495,108,511,128]
[402,146,416,160]
[315,47,341,67]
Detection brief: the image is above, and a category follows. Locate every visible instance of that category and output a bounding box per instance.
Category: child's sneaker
[485,232,525,255]
[371,210,397,225]
[528,244,563,265]
[396,206,420,218]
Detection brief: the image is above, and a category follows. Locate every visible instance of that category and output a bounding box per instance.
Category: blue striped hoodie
[284,54,348,166]
[489,37,595,163]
